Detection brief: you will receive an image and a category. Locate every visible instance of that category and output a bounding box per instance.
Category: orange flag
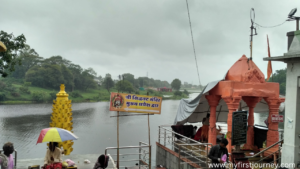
[266,35,272,81]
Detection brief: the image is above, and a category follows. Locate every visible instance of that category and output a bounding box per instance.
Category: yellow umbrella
[0,41,7,52]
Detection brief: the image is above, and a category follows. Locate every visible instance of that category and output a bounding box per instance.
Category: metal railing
[158,125,213,169]
[105,142,151,169]
[0,150,17,169]
[245,139,283,165]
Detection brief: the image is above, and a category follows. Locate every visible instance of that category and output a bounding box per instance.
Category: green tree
[171,79,181,91]
[43,56,71,66]
[267,68,287,95]
[25,64,65,89]
[103,76,114,93]
[115,80,134,93]
[10,45,42,79]
[68,63,83,91]
[80,68,97,91]
[61,65,74,91]
[122,73,134,83]
[0,31,26,77]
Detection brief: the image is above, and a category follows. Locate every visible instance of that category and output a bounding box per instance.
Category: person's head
[98,155,106,168]
[194,126,197,129]
[49,142,58,152]
[206,114,210,118]
[3,142,14,157]
[202,118,206,123]
[220,138,228,148]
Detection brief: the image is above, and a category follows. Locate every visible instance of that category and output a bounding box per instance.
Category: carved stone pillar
[264,97,285,147]
[242,96,262,149]
[205,95,221,145]
[222,96,241,158]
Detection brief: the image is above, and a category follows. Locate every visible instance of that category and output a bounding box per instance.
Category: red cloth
[43,163,62,169]
[193,127,202,141]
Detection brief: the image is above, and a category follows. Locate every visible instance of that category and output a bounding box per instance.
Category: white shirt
[44,147,62,165]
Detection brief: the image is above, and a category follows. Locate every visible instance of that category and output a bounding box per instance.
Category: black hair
[98,155,108,168]
[220,138,228,146]
[206,114,210,118]
[3,142,14,156]
[49,142,58,147]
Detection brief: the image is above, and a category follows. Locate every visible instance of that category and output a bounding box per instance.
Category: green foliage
[0,92,6,101]
[70,91,83,98]
[171,79,181,91]
[174,91,182,96]
[103,77,114,93]
[267,68,287,95]
[19,85,30,94]
[115,80,134,93]
[135,90,140,94]
[24,82,31,86]
[0,31,27,77]
[183,89,189,95]
[0,81,6,91]
[31,91,46,102]
[11,91,20,97]
[147,89,154,94]
[9,45,42,79]
[49,91,57,100]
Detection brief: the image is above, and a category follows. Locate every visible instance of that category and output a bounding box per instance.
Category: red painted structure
[205,55,284,157]
[157,87,172,92]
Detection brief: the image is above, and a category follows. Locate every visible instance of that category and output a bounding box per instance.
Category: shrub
[49,91,57,100]
[19,85,30,94]
[70,91,83,98]
[183,89,189,96]
[31,91,46,102]
[11,92,20,97]
[24,82,32,86]
[0,93,6,101]
[147,89,154,94]
[174,91,182,96]
[0,81,6,91]
[135,91,140,94]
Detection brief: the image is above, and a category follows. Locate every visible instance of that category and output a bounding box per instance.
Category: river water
[0,93,283,165]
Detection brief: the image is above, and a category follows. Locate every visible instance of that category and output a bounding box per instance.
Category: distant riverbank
[0,82,190,104]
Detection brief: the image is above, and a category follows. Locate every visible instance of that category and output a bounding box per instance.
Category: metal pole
[178,146,181,169]
[206,146,208,169]
[139,142,141,169]
[250,24,253,60]
[117,111,119,169]
[158,126,161,144]
[297,18,299,30]
[147,92,151,169]
[164,129,166,146]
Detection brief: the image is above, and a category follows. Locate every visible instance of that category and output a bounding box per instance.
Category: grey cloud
[0,0,298,85]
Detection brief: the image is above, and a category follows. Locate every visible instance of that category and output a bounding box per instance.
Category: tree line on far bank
[1,31,198,101]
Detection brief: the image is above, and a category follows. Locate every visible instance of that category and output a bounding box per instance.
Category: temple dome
[225,55,265,83]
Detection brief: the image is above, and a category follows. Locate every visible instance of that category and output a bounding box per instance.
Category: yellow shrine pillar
[50,84,74,155]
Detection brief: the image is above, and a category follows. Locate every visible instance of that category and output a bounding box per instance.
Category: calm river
[0,93,283,165]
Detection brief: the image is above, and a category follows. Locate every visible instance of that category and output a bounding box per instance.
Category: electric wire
[254,20,287,28]
[185,0,202,90]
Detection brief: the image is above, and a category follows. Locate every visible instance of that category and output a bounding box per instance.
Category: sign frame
[109,92,162,114]
[231,111,248,146]
[271,114,284,123]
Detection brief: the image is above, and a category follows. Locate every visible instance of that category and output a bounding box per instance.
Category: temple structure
[205,55,284,155]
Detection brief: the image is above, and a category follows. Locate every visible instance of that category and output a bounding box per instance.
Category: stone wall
[156,142,202,169]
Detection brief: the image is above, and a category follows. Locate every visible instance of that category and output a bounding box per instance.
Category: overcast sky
[1,1,299,85]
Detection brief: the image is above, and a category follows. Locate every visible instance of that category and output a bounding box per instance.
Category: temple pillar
[242,96,262,149]
[205,95,221,145]
[264,97,285,147]
[222,96,241,159]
